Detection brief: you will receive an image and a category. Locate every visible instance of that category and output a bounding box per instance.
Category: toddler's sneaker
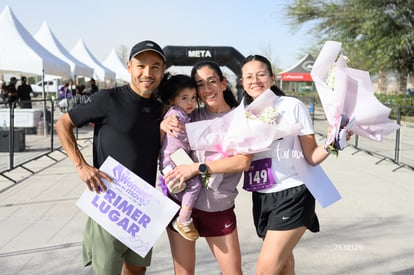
[172,217,199,241]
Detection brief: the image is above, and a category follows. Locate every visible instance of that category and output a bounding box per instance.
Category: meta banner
[76,156,179,257]
[187,49,212,58]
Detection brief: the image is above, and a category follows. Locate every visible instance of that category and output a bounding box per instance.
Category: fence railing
[1,97,412,182]
[0,99,93,183]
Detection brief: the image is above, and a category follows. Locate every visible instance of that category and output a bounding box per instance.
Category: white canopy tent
[34,21,94,79]
[0,5,71,136]
[70,39,115,82]
[0,5,71,78]
[102,49,130,83]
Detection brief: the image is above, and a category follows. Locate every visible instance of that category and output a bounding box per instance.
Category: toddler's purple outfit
[159,106,202,209]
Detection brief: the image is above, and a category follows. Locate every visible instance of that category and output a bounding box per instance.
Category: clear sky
[0,0,314,71]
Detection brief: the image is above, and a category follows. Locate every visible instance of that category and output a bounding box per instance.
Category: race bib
[243,158,276,192]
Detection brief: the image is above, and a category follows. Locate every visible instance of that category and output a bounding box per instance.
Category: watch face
[199,163,207,174]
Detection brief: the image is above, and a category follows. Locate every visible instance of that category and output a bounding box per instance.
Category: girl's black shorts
[252,184,320,238]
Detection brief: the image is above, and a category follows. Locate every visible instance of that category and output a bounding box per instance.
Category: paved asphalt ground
[0,125,413,274]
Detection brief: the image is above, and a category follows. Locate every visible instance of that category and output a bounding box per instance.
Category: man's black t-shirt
[17,84,32,100]
[69,85,163,186]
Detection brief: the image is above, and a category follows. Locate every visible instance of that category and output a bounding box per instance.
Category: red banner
[280,73,313,82]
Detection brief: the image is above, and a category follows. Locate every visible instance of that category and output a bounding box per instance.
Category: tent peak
[0,5,71,78]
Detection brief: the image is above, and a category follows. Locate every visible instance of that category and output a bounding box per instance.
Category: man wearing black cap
[56,40,166,275]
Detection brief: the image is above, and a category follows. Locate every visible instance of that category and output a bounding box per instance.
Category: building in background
[277,54,315,93]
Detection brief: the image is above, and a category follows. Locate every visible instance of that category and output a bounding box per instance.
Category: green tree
[260,42,281,73]
[286,0,414,93]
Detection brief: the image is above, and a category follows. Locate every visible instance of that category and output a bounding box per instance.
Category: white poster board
[76,156,179,257]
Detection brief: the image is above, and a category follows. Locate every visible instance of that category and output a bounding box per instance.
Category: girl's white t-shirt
[251,95,314,193]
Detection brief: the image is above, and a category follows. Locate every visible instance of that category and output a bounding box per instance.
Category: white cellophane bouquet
[311,41,400,155]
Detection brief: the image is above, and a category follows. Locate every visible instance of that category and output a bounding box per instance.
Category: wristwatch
[198,163,208,175]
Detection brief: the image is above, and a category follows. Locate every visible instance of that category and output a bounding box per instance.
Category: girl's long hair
[241,54,285,104]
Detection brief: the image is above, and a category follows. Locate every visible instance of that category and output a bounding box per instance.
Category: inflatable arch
[163,46,245,100]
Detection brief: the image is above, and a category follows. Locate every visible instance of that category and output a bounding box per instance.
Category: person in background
[58,82,72,100]
[69,79,77,93]
[89,78,98,94]
[161,60,252,275]
[58,83,72,112]
[1,81,8,104]
[157,73,201,242]
[240,54,351,275]
[17,76,33,108]
[84,78,98,96]
[5,77,18,108]
[56,40,166,275]
[76,84,89,104]
[67,86,78,110]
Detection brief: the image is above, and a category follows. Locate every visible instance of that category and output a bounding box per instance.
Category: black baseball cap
[129,40,166,62]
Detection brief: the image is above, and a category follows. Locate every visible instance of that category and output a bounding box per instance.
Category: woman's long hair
[191,60,238,108]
